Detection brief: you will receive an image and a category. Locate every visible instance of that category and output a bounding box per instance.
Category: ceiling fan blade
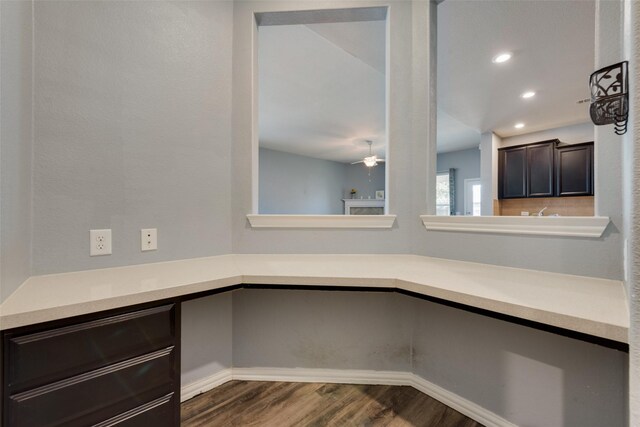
[351,160,364,164]
[377,159,386,162]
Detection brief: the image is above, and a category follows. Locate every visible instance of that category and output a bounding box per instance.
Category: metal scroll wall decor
[589,61,629,135]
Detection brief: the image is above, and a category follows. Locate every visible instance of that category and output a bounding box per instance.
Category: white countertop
[0,254,628,343]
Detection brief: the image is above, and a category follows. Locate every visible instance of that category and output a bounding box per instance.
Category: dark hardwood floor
[181,381,483,427]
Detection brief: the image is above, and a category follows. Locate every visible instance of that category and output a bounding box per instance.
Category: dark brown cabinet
[499,140,593,199]
[2,303,180,427]
[527,142,555,197]
[499,140,555,199]
[499,147,527,198]
[556,143,593,196]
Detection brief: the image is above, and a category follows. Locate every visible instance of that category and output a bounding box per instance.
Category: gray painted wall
[259,148,347,214]
[259,148,386,214]
[345,162,385,201]
[31,1,234,275]
[0,0,33,302]
[232,1,413,255]
[0,1,632,425]
[623,0,638,424]
[233,289,413,371]
[437,147,480,215]
[182,293,233,386]
[232,289,627,427]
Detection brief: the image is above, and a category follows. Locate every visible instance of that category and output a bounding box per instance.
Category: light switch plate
[141,228,157,251]
[90,229,112,256]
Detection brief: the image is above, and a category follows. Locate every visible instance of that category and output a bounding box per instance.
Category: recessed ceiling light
[514,123,525,129]
[492,52,512,64]
[521,91,536,99]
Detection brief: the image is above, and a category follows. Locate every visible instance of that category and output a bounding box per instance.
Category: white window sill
[420,215,610,238]
[247,214,397,229]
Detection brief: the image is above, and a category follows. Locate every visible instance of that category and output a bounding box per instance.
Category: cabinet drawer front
[7,304,175,392]
[94,393,176,427]
[8,347,176,427]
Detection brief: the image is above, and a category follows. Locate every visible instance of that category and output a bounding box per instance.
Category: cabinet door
[527,142,555,197]
[556,144,593,196]
[499,147,527,199]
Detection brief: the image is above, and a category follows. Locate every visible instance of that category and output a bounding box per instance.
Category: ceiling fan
[351,140,385,167]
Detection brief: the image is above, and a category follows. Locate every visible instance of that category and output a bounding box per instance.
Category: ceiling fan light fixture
[363,156,378,167]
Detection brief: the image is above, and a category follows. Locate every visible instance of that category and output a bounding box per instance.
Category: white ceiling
[437,0,596,153]
[258,20,386,163]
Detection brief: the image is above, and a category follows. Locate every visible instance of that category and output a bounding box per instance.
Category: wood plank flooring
[181,381,483,427]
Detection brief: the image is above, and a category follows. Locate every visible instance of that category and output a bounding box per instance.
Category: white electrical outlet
[90,229,112,256]
[141,228,157,251]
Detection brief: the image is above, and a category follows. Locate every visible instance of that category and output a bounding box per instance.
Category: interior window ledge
[247,214,397,229]
[420,215,610,238]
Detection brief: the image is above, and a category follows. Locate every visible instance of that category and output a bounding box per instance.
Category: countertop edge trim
[246,214,397,228]
[420,215,610,237]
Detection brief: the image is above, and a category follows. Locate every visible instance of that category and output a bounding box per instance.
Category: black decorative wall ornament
[589,61,629,135]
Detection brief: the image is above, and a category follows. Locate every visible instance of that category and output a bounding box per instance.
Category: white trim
[420,215,610,238]
[181,368,233,402]
[181,367,516,427]
[247,214,396,228]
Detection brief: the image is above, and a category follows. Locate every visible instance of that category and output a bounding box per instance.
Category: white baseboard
[181,368,233,402]
[181,367,516,427]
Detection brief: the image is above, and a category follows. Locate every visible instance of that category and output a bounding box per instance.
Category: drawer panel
[7,304,175,392]
[94,393,176,427]
[7,347,176,427]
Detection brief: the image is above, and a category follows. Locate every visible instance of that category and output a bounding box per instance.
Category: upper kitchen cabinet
[499,140,594,200]
[556,142,594,196]
[499,147,527,199]
[499,140,556,199]
[527,141,555,197]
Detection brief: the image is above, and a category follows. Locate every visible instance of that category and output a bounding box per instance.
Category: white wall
[0,0,33,302]
[31,1,234,275]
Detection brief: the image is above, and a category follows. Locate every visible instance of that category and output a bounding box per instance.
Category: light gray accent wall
[259,148,347,215]
[411,298,627,427]
[0,0,33,302]
[232,289,413,371]
[345,163,385,200]
[437,147,480,215]
[624,0,639,424]
[181,293,233,386]
[500,122,594,148]
[31,1,234,275]
[232,1,413,254]
[231,289,627,426]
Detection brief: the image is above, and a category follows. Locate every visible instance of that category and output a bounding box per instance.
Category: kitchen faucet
[537,207,548,216]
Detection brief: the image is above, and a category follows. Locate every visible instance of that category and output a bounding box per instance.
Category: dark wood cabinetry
[499,140,593,199]
[526,142,555,197]
[556,143,593,196]
[499,147,527,198]
[2,303,180,427]
[499,140,555,199]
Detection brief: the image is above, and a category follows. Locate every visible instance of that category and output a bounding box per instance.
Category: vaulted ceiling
[258,20,386,164]
[437,0,596,153]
